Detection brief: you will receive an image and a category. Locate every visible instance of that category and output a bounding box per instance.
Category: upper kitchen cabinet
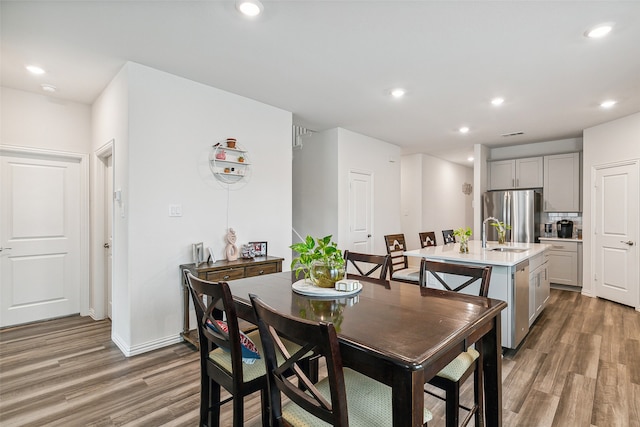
[543,152,581,212]
[488,156,543,190]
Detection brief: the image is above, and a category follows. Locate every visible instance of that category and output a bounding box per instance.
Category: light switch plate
[169,204,182,217]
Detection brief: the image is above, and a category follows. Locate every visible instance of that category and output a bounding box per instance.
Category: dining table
[225,271,507,427]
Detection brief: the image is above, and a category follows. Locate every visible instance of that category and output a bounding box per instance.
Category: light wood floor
[1,289,638,426]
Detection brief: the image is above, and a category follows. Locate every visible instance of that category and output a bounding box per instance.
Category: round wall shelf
[209,143,251,185]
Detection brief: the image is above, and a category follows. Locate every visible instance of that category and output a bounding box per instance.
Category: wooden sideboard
[179,256,284,347]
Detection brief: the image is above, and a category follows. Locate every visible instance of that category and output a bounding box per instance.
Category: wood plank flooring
[1,289,638,426]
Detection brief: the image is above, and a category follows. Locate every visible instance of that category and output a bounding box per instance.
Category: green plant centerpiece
[290,235,345,288]
[491,221,511,244]
[453,227,472,253]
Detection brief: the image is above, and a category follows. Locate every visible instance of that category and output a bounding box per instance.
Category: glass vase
[498,231,506,245]
[459,239,469,254]
[309,260,345,288]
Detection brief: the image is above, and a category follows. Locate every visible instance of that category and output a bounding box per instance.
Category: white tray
[292,279,363,297]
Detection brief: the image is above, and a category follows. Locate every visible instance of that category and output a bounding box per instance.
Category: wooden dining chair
[383,234,420,284]
[418,260,492,427]
[249,294,433,427]
[442,229,456,244]
[185,271,314,427]
[343,250,391,286]
[419,231,437,248]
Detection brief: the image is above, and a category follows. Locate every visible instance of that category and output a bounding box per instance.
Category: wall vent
[501,131,524,137]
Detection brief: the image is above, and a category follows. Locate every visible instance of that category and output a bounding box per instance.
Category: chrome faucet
[482,217,499,248]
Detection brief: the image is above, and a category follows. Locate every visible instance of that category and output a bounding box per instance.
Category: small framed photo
[192,242,205,266]
[207,247,216,263]
[249,241,267,257]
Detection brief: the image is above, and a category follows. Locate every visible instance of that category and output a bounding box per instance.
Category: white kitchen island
[405,240,551,349]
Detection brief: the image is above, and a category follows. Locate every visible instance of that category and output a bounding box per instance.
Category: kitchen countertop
[404,240,551,267]
[538,237,583,243]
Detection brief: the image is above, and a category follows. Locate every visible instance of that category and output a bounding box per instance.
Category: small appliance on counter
[556,220,574,238]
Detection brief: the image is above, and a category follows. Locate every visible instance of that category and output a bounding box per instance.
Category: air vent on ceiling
[501,131,524,137]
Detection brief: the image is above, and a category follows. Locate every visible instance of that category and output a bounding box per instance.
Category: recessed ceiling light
[236,0,263,17]
[585,24,612,38]
[491,97,504,106]
[600,100,616,108]
[468,157,474,162]
[41,84,57,93]
[391,88,406,98]
[459,127,470,134]
[26,65,45,75]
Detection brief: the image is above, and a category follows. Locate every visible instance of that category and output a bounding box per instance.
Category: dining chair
[249,294,433,427]
[383,234,420,284]
[343,250,391,286]
[442,229,456,244]
[419,231,437,248]
[185,271,315,427]
[418,260,492,427]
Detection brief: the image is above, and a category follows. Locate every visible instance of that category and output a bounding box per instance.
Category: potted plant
[491,221,511,244]
[290,235,345,288]
[237,156,245,163]
[453,227,472,253]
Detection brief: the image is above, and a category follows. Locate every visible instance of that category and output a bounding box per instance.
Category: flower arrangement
[290,235,345,287]
[453,227,472,253]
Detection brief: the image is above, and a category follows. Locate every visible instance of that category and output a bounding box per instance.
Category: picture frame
[192,242,204,266]
[207,246,216,263]
[249,241,267,257]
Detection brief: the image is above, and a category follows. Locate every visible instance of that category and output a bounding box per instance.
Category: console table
[179,256,284,347]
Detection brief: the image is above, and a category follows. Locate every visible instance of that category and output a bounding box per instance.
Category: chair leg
[205,379,221,427]
[232,393,244,427]
[260,388,271,427]
[474,357,485,427]
[444,382,460,427]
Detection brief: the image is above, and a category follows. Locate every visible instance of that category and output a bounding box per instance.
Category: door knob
[104,243,111,248]
[367,234,371,238]
[620,240,634,246]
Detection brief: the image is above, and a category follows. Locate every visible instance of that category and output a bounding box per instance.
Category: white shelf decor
[209,142,251,184]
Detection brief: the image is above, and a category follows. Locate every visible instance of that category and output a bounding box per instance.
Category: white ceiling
[2,1,639,165]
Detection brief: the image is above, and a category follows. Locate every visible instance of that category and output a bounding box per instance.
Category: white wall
[1,87,91,153]
[292,127,401,256]
[582,112,640,299]
[401,153,474,252]
[292,129,339,244]
[93,62,293,355]
[336,128,402,255]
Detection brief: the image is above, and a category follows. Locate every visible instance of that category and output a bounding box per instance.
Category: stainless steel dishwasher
[513,260,530,348]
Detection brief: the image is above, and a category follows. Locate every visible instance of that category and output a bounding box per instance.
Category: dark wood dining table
[226,271,507,427]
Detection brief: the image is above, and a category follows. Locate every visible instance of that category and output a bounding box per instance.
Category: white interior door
[348,171,373,253]
[594,161,639,308]
[0,153,81,326]
[105,155,113,318]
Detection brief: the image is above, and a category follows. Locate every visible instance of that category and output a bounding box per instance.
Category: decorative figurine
[225,228,239,261]
[215,150,226,160]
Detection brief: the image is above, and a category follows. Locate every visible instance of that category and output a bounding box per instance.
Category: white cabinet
[528,252,550,326]
[543,152,580,212]
[488,157,543,190]
[539,239,580,287]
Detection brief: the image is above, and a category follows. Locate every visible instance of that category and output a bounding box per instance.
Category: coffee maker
[556,220,574,238]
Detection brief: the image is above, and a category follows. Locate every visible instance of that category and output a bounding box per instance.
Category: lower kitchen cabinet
[529,252,550,326]
[539,238,582,287]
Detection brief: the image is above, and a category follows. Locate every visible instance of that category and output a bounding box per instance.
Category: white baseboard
[111,332,183,357]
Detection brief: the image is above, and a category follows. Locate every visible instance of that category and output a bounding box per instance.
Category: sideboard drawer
[206,268,245,282]
[246,263,278,277]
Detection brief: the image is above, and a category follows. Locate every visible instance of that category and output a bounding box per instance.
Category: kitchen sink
[490,247,527,253]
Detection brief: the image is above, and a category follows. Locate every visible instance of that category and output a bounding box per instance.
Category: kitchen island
[405,240,551,349]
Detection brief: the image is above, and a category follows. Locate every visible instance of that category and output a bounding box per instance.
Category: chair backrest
[442,229,456,244]
[343,250,390,283]
[419,231,437,248]
[184,271,246,384]
[250,294,350,426]
[419,260,492,297]
[383,234,410,274]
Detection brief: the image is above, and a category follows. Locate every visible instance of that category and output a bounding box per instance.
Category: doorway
[348,170,373,253]
[593,160,639,308]
[93,141,114,320]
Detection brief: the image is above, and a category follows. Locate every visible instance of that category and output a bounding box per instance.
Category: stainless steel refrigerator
[483,190,542,243]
